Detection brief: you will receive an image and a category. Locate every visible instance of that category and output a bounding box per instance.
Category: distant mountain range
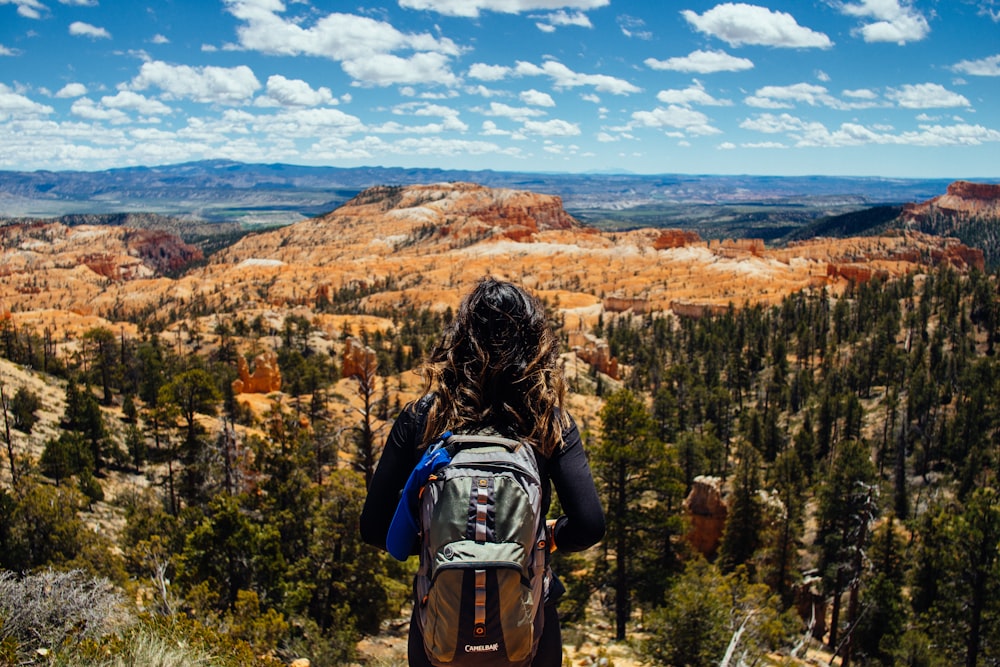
[0,159,963,224]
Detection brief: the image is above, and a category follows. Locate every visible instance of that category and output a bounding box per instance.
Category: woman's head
[421,278,566,455]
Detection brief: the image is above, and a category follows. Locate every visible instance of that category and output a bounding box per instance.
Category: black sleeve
[359,403,424,551]
[548,415,605,553]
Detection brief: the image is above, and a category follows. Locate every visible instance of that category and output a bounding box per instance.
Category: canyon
[0,181,987,343]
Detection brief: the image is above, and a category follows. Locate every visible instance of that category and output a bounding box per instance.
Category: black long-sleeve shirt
[360,397,605,555]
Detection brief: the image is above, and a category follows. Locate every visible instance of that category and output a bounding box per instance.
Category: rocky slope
[901,180,1000,221]
[899,181,1000,267]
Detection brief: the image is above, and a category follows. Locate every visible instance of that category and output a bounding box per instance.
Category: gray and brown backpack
[412,430,548,667]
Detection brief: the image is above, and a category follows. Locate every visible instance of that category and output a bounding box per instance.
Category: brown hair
[419,278,567,457]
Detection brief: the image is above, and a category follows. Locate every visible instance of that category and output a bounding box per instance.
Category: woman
[360,277,605,666]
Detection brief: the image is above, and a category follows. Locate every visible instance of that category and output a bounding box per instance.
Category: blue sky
[1,0,998,178]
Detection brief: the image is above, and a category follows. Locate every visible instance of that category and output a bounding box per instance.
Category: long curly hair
[419,278,567,457]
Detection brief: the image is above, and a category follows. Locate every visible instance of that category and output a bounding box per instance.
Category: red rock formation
[126,229,203,274]
[902,180,1000,221]
[568,331,619,379]
[710,238,766,256]
[653,229,702,250]
[342,336,378,380]
[232,350,282,394]
[683,476,727,557]
[603,296,649,314]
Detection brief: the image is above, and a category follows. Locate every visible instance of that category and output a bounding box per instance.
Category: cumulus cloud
[151,34,170,44]
[535,9,592,31]
[70,98,130,123]
[522,118,580,136]
[392,102,468,132]
[101,90,172,115]
[0,83,54,118]
[746,82,836,108]
[521,89,555,106]
[887,83,970,109]
[657,81,732,107]
[3,0,46,19]
[54,83,87,98]
[952,53,1000,76]
[840,0,929,44]
[397,0,608,18]
[745,82,882,110]
[69,21,111,39]
[480,101,546,120]
[468,63,512,81]
[645,49,754,74]
[741,112,1000,148]
[223,0,460,87]
[631,105,722,136]
[130,60,261,105]
[513,59,640,94]
[256,75,335,107]
[682,3,832,48]
[0,44,20,56]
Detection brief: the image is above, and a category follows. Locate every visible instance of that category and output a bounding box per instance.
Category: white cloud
[257,75,334,107]
[631,105,721,136]
[746,82,834,108]
[59,0,98,5]
[480,102,545,120]
[223,1,460,87]
[466,84,504,98]
[901,123,1000,146]
[521,89,555,106]
[221,107,366,138]
[393,102,468,132]
[101,90,172,115]
[0,83,54,118]
[481,120,511,136]
[843,88,879,99]
[522,118,580,136]
[682,3,832,49]
[151,34,170,44]
[952,53,1000,76]
[657,81,732,107]
[70,98,130,123]
[69,21,111,39]
[342,52,457,87]
[841,0,929,44]
[468,63,512,81]
[55,83,88,98]
[2,0,46,19]
[740,112,1000,148]
[535,9,592,30]
[130,60,261,105]
[887,83,970,109]
[0,44,20,56]
[745,82,882,110]
[513,59,640,94]
[397,0,608,19]
[617,14,652,39]
[645,49,753,74]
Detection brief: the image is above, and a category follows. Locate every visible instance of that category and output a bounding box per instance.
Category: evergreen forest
[1,264,999,667]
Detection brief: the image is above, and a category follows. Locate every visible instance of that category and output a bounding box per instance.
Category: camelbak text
[465,643,500,653]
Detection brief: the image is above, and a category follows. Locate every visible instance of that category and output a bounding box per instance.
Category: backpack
[413,430,548,667]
